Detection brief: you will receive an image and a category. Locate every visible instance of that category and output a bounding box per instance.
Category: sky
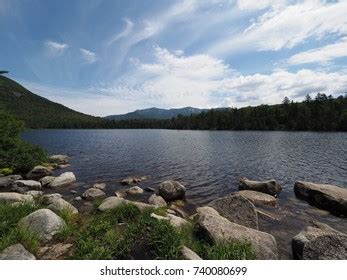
[1,0,347,116]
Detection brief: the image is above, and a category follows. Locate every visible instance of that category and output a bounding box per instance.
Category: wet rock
[19,209,66,242]
[238,190,277,207]
[93,183,106,190]
[121,176,148,185]
[0,244,36,260]
[197,213,278,260]
[148,194,167,207]
[57,164,71,169]
[49,172,76,188]
[182,246,202,260]
[294,181,347,217]
[0,175,22,188]
[167,213,189,228]
[49,155,69,164]
[13,180,41,190]
[40,176,55,187]
[239,178,282,196]
[209,194,259,229]
[82,187,106,200]
[37,243,73,260]
[98,196,125,211]
[126,186,144,195]
[158,180,186,202]
[292,222,347,260]
[25,190,44,198]
[0,192,34,204]
[26,165,52,180]
[47,198,78,215]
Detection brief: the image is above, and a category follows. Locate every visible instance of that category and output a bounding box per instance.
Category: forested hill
[0,75,103,128]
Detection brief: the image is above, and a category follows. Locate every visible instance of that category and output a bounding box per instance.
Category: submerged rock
[19,209,66,242]
[0,244,36,260]
[26,165,52,180]
[148,194,167,207]
[0,175,22,188]
[49,154,69,164]
[49,172,76,188]
[238,190,277,207]
[0,192,34,204]
[98,196,125,211]
[126,186,144,195]
[292,222,347,260]
[93,183,106,190]
[82,187,106,200]
[239,178,282,196]
[158,180,186,202]
[294,181,347,217]
[121,176,148,185]
[209,194,259,229]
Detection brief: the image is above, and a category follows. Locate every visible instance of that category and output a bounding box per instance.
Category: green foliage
[0,109,47,173]
[0,167,13,175]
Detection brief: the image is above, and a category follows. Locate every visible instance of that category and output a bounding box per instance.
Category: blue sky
[1,0,347,116]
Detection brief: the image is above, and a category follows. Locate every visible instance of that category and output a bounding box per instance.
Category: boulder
[41,193,62,204]
[209,194,258,229]
[98,196,125,211]
[49,154,69,164]
[292,222,347,260]
[182,246,202,260]
[167,213,189,228]
[26,165,52,180]
[294,181,347,217]
[197,213,278,259]
[126,186,144,195]
[93,183,106,190]
[0,175,22,188]
[19,209,66,242]
[196,206,220,217]
[0,192,34,204]
[239,178,282,196]
[158,180,186,202]
[0,244,36,260]
[238,190,277,206]
[148,194,167,207]
[25,190,44,198]
[47,198,78,215]
[40,176,55,187]
[49,172,76,188]
[125,200,157,212]
[82,187,106,200]
[37,243,73,260]
[13,180,41,190]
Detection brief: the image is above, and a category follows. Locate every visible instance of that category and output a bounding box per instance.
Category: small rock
[82,187,106,200]
[158,180,186,202]
[125,200,157,212]
[47,198,78,215]
[0,192,34,204]
[148,194,167,207]
[169,204,187,218]
[70,190,77,194]
[167,213,189,228]
[73,196,82,202]
[10,186,27,194]
[40,176,55,187]
[150,213,169,221]
[98,196,125,211]
[238,190,277,207]
[239,178,282,196]
[41,193,62,204]
[13,180,42,190]
[49,172,76,188]
[49,155,69,164]
[182,246,202,260]
[93,183,106,190]
[0,244,36,260]
[115,190,126,198]
[37,243,73,260]
[0,175,22,188]
[25,190,44,198]
[126,186,144,195]
[26,165,52,180]
[166,209,176,215]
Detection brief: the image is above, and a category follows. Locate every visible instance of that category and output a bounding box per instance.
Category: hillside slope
[0,75,103,128]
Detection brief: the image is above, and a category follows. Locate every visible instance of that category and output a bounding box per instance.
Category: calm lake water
[23,129,347,258]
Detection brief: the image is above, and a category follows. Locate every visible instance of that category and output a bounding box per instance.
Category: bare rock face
[19,209,66,242]
[98,196,125,211]
[0,175,22,188]
[292,222,347,260]
[197,213,278,260]
[294,181,347,217]
[238,190,277,207]
[82,187,106,200]
[126,186,144,195]
[0,244,36,260]
[239,178,282,196]
[158,180,186,202]
[148,194,167,207]
[13,180,42,191]
[49,172,76,188]
[208,194,259,229]
[0,192,34,204]
[26,165,52,180]
[49,154,69,164]
[182,246,202,260]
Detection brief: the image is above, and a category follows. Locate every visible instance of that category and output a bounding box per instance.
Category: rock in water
[49,172,76,188]
[0,244,36,260]
[237,190,277,207]
[126,186,144,195]
[209,194,259,229]
[93,183,106,190]
[0,175,22,188]
[158,180,186,202]
[292,222,347,260]
[98,197,125,211]
[197,213,278,260]
[0,192,34,204]
[294,181,347,217]
[49,154,69,164]
[148,194,167,207]
[239,178,282,196]
[82,188,106,200]
[26,165,52,180]
[19,209,66,242]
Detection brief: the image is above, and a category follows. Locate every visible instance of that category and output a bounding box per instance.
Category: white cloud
[237,0,285,10]
[209,0,347,55]
[107,18,134,46]
[44,40,69,56]
[80,48,97,63]
[288,37,347,65]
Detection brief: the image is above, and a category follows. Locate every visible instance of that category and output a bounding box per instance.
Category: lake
[23,129,347,258]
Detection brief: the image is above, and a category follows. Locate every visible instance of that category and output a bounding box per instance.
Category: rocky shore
[0,155,346,260]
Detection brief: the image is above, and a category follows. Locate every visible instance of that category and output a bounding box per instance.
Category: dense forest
[0,74,346,131]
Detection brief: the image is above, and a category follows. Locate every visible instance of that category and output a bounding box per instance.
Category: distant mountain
[105,107,208,120]
[0,75,103,128]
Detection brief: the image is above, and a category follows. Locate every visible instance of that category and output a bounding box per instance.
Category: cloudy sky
[1,0,347,116]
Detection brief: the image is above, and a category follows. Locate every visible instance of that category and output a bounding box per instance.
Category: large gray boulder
[49,172,76,188]
[49,154,69,164]
[239,178,282,196]
[26,165,52,180]
[0,192,34,204]
[209,194,258,229]
[13,180,41,191]
[238,190,277,207]
[294,181,347,217]
[0,244,36,260]
[158,180,186,202]
[197,213,278,260]
[98,196,125,211]
[148,194,167,207]
[19,209,66,242]
[292,222,347,260]
[82,187,106,200]
[0,175,22,188]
